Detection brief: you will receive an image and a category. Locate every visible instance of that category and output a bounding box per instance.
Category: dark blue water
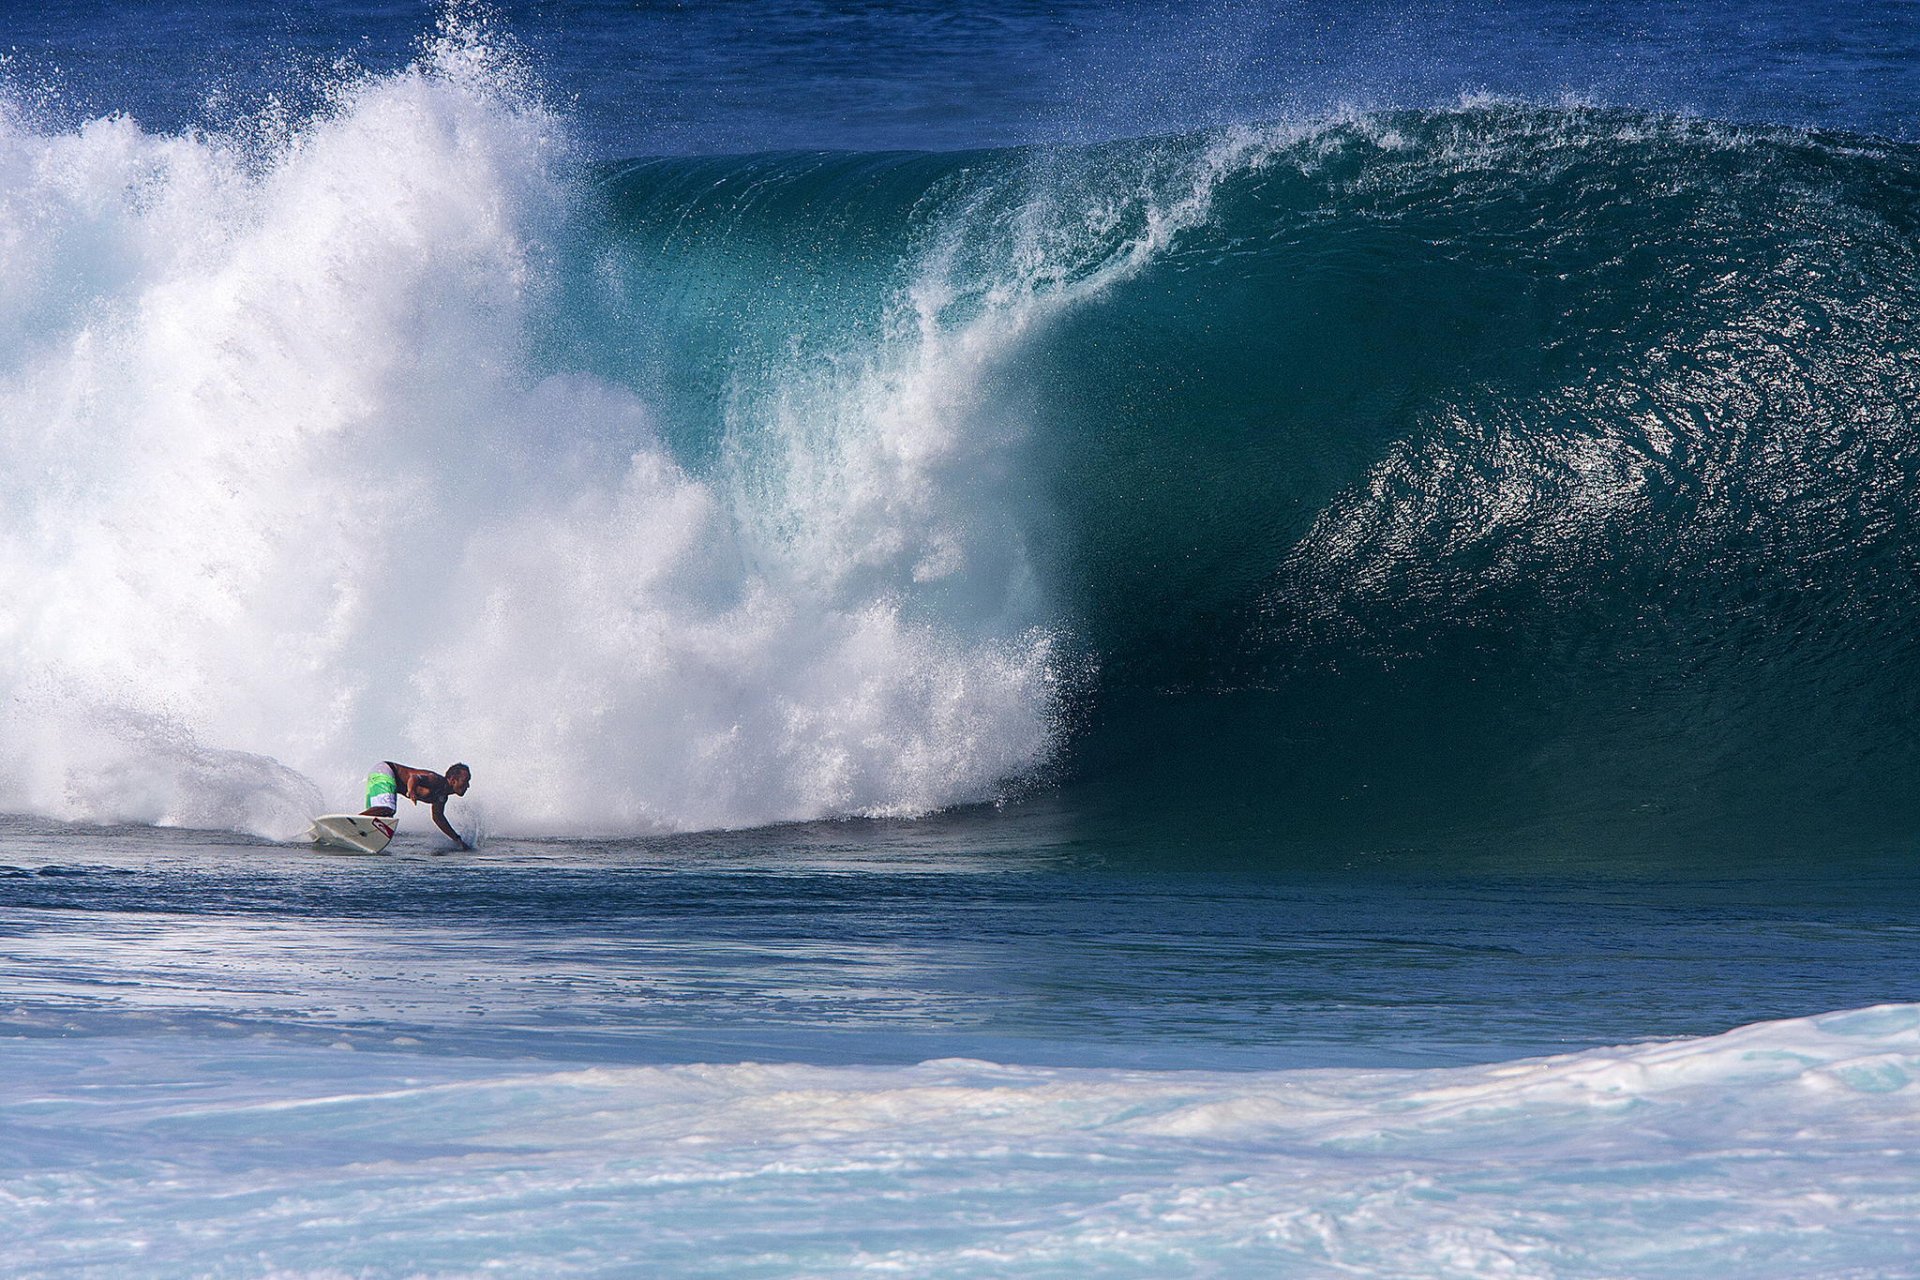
[8,0,1919,156]
[7,812,1920,1073]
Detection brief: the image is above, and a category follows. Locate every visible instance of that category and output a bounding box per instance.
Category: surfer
[361,761,472,849]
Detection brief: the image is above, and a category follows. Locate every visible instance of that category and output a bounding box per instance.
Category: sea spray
[0,27,1092,836]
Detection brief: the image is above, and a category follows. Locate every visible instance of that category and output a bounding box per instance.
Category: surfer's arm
[430,798,470,849]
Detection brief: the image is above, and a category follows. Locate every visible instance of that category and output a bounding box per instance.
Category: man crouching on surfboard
[361,761,472,850]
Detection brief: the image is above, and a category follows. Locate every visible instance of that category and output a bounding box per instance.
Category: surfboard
[308,813,397,855]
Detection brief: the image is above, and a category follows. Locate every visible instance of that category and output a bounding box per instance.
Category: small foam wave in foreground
[6,1004,1918,1276]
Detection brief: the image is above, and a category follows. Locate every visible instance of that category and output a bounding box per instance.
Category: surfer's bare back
[361,761,472,849]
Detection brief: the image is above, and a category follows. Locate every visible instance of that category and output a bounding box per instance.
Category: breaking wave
[4,22,1917,850]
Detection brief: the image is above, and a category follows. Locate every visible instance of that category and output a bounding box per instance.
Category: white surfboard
[308,813,398,855]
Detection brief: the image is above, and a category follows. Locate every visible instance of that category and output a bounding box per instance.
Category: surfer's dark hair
[447,762,471,778]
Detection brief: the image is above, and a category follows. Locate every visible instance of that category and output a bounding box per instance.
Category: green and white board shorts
[365,765,399,813]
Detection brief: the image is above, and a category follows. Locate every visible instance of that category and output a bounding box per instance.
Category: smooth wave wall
[1017,107,1920,855]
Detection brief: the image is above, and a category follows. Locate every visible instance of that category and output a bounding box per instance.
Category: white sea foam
[0,25,1097,837]
[5,1004,1918,1276]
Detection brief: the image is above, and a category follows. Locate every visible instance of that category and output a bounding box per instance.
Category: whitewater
[4,3,1920,1276]
[0,25,1082,837]
[11,1006,1920,1277]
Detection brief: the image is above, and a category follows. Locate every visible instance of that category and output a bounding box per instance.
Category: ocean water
[3,2,1920,1274]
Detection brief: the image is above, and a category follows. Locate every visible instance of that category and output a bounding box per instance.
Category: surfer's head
[446,763,471,796]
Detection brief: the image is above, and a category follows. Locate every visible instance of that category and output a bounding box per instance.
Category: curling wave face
[1016,106,1920,858]
[547,103,1920,857]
